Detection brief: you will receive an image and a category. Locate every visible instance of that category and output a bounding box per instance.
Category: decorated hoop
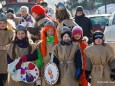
[44,62,59,85]
[21,62,39,83]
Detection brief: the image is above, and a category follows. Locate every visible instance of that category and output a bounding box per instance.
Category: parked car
[104,11,115,42]
[95,4,115,14]
[87,14,111,32]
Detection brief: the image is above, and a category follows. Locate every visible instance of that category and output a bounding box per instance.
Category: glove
[110,74,115,81]
[16,56,27,70]
[75,68,82,80]
[53,56,59,66]
[20,56,27,62]
[50,54,59,66]
[15,60,22,70]
[110,69,115,81]
[85,70,91,83]
[87,76,91,83]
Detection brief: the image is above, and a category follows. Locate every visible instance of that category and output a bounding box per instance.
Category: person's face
[0,21,7,30]
[94,38,103,45]
[41,4,48,11]
[76,11,83,16]
[20,9,28,17]
[43,6,48,11]
[32,12,39,19]
[7,14,14,19]
[16,30,26,40]
[63,33,71,42]
[46,28,54,36]
[73,33,82,40]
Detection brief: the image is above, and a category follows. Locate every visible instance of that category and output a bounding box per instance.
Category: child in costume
[85,31,115,86]
[36,21,58,86]
[0,13,14,86]
[7,24,38,86]
[72,26,88,86]
[51,26,82,86]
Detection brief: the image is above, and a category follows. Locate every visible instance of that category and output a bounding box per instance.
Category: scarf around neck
[46,36,54,43]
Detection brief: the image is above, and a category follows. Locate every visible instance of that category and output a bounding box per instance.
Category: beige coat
[0,30,13,73]
[37,41,55,86]
[34,17,50,31]
[6,43,37,86]
[85,44,115,86]
[51,43,80,86]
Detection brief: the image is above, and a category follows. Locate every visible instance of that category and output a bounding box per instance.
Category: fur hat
[72,26,83,37]
[76,6,83,12]
[31,5,46,16]
[41,21,58,57]
[93,30,104,41]
[55,2,66,10]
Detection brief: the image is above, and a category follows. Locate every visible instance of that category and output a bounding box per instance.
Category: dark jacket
[75,14,92,39]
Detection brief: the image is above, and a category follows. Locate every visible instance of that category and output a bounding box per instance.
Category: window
[8,0,36,3]
[90,16,110,25]
[8,0,16,3]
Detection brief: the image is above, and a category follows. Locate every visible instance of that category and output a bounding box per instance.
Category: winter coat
[74,39,88,86]
[34,15,50,30]
[29,16,50,37]
[51,43,82,86]
[6,42,37,86]
[75,14,92,40]
[0,29,13,74]
[37,41,55,86]
[20,14,35,27]
[85,44,115,86]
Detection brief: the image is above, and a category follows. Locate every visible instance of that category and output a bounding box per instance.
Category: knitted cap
[44,21,55,27]
[76,6,83,12]
[72,26,83,37]
[93,30,104,41]
[60,26,71,38]
[60,26,71,34]
[31,5,46,16]
[55,2,66,10]
[41,21,58,57]
[16,24,26,31]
